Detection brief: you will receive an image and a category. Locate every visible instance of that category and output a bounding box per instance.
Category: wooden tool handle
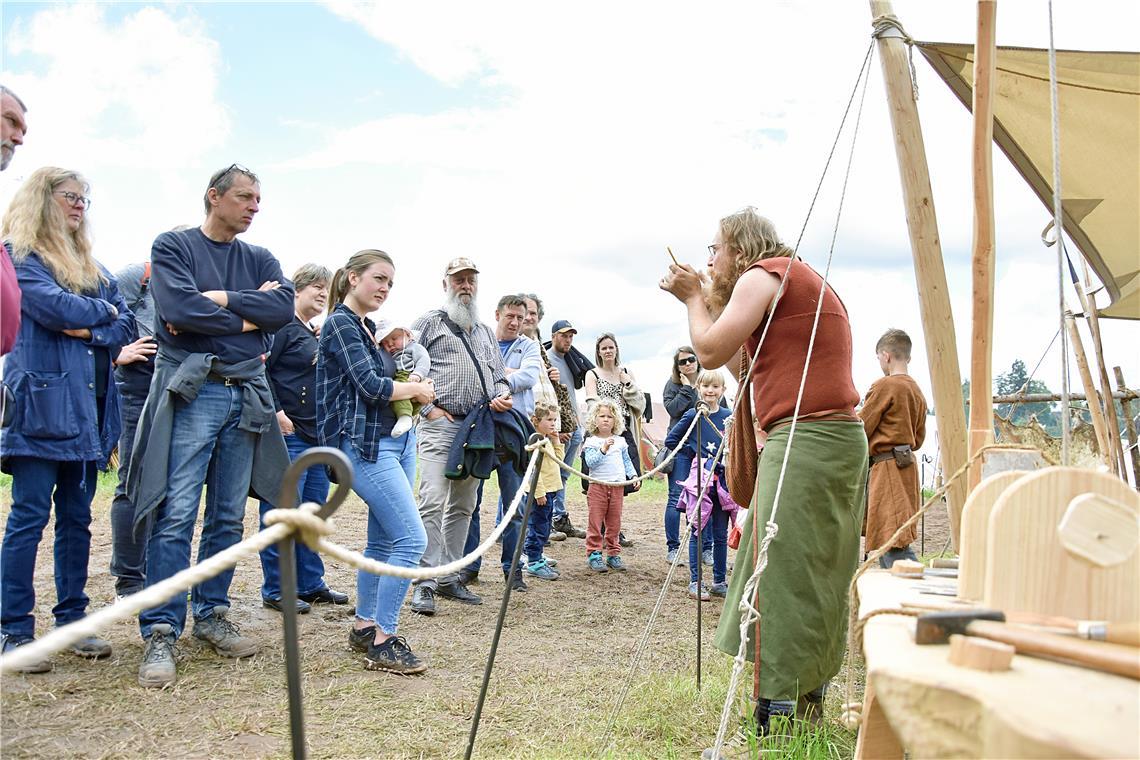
[969,620,1140,680]
[1096,622,1140,648]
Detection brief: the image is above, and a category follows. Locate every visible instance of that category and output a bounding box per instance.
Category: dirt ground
[0,472,953,759]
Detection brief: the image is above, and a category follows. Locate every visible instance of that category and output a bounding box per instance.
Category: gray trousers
[415,415,480,589]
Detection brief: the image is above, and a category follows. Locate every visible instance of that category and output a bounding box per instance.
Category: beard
[443,288,479,331]
[705,267,736,318]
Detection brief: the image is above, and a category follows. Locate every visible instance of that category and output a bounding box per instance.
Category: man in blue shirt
[133,165,294,688]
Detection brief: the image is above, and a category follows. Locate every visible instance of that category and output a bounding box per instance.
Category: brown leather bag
[726,350,758,507]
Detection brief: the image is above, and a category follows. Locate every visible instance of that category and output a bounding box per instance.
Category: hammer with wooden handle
[915,610,1140,680]
[902,603,1140,646]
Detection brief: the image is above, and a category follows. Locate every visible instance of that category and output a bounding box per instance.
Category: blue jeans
[464,460,525,574]
[138,383,256,639]
[1,457,97,639]
[110,388,148,595]
[524,492,555,564]
[550,427,582,520]
[342,434,426,635]
[257,434,329,600]
[689,485,729,585]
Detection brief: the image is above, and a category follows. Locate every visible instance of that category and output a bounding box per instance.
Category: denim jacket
[1,252,134,468]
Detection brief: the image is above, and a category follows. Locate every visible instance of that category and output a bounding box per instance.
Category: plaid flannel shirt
[316,304,397,461]
[412,309,509,416]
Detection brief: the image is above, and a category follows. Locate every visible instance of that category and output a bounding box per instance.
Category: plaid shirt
[412,309,508,416]
[316,304,397,461]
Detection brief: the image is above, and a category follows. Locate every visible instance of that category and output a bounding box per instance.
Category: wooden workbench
[855,570,1140,759]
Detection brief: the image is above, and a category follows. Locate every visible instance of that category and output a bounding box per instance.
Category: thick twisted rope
[1,444,545,674]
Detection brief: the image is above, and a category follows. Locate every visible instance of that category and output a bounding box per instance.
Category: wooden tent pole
[869,0,969,549]
[1113,367,1140,490]
[1076,259,1127,477]
[1064,311,1112,466]
[967,0,998,492]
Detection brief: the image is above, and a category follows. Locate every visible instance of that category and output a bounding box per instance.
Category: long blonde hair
[707,207,794,313]
[1,167,103,293]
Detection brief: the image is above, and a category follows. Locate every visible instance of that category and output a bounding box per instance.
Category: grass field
[1,469,870,758]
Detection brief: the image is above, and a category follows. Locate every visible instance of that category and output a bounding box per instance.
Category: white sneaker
[391,415,414,437]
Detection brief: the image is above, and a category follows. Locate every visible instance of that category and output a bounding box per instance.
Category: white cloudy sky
[2,0,1137,422]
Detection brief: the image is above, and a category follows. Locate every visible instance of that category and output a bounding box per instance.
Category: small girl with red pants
[582,398,640,572]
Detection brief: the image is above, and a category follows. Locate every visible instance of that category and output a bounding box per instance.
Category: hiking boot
[457,568,479,586]
[524,559,560,580]
[553,516,586,539]
[138,624,177,688]
[349,624,376,653]
[505,568,529,592]
[618,531,634,548]
[548,529,567,542]
[702,548,714,566]
[689,582,711,601]
[437,579,482,605]
[710,581,729,597]
[410,585,436,616]
[587,551,609,573]
[71,635,112,659]
[192,606,258,658]
[1,634,52,674]
[606,555,627,571]
[365,635,427,675]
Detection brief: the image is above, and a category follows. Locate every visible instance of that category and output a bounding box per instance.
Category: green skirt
[713,420,867,700]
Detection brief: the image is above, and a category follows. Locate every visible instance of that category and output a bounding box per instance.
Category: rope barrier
[551,409,704,486]
[0,444,543,675]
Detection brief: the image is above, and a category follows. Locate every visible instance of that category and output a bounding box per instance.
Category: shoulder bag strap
[437,311,491,400]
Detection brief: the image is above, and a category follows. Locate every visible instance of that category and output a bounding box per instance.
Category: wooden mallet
[915,609,1140,680]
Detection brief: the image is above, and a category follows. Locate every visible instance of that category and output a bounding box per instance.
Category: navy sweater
[150,228,293,363]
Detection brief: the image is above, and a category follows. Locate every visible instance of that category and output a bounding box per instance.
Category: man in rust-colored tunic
[860,329,927,567]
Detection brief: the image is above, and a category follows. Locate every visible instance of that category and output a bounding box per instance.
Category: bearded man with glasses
[127,164,294,688]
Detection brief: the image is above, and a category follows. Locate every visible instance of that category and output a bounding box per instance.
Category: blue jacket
[1,253,134,467]
[664,406,731,478]
[445,401,535,481]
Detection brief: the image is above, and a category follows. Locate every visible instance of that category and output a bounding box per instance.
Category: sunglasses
[677,356,697,366]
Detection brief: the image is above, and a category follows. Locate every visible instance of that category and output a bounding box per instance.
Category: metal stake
[274,448,353,760]
[695,404,706,691]
[465,435,546,760]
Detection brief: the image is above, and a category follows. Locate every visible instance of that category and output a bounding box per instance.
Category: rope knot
[263,503,334,549]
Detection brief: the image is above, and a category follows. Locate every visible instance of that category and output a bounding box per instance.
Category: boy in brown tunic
[859,329,928,568]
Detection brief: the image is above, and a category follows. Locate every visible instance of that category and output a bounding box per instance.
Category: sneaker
[138,624,177,688]
[606,555,627,571]
[263,596,312,614]
[689,582,711,601]
[553,516,586,539]
[437,579,482,605]
[298,587,350,605]
[410,585,436,616]
[618,531,634,548]
[192,606,259,658]
[390,415,414,438]
[71,634,113,659]
[665,548,686,566]
[587,551,609,573]
[710,581,729,597]
[365,635,427,675]
[548,529,567,542]
[541,554,559,567]
[524,559,560,580]
[702,548,714,566]
[506,568,528,592]
[1,634,53,674]
[349,624,376,653]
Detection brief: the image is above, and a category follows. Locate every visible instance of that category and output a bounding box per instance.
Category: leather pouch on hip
[892,444,914,468]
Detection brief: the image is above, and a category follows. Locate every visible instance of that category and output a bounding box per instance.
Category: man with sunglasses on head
[128,165,294,688]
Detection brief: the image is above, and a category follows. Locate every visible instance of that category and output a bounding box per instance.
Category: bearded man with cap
[409,257,512,615]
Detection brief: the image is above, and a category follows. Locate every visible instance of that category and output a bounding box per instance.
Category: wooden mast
[869,0,969,548]
[967,0,998,492]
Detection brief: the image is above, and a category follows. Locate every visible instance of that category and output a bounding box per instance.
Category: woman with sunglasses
[662,346,713,564]
[1,168,134,672]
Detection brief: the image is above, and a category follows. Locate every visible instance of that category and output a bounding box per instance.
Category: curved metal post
[275,447,353,760]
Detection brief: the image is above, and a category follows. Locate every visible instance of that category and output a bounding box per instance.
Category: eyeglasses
[707,243,727,257]
[210,162,254,188]
[54,191,91,210]
[677,356,697,366]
